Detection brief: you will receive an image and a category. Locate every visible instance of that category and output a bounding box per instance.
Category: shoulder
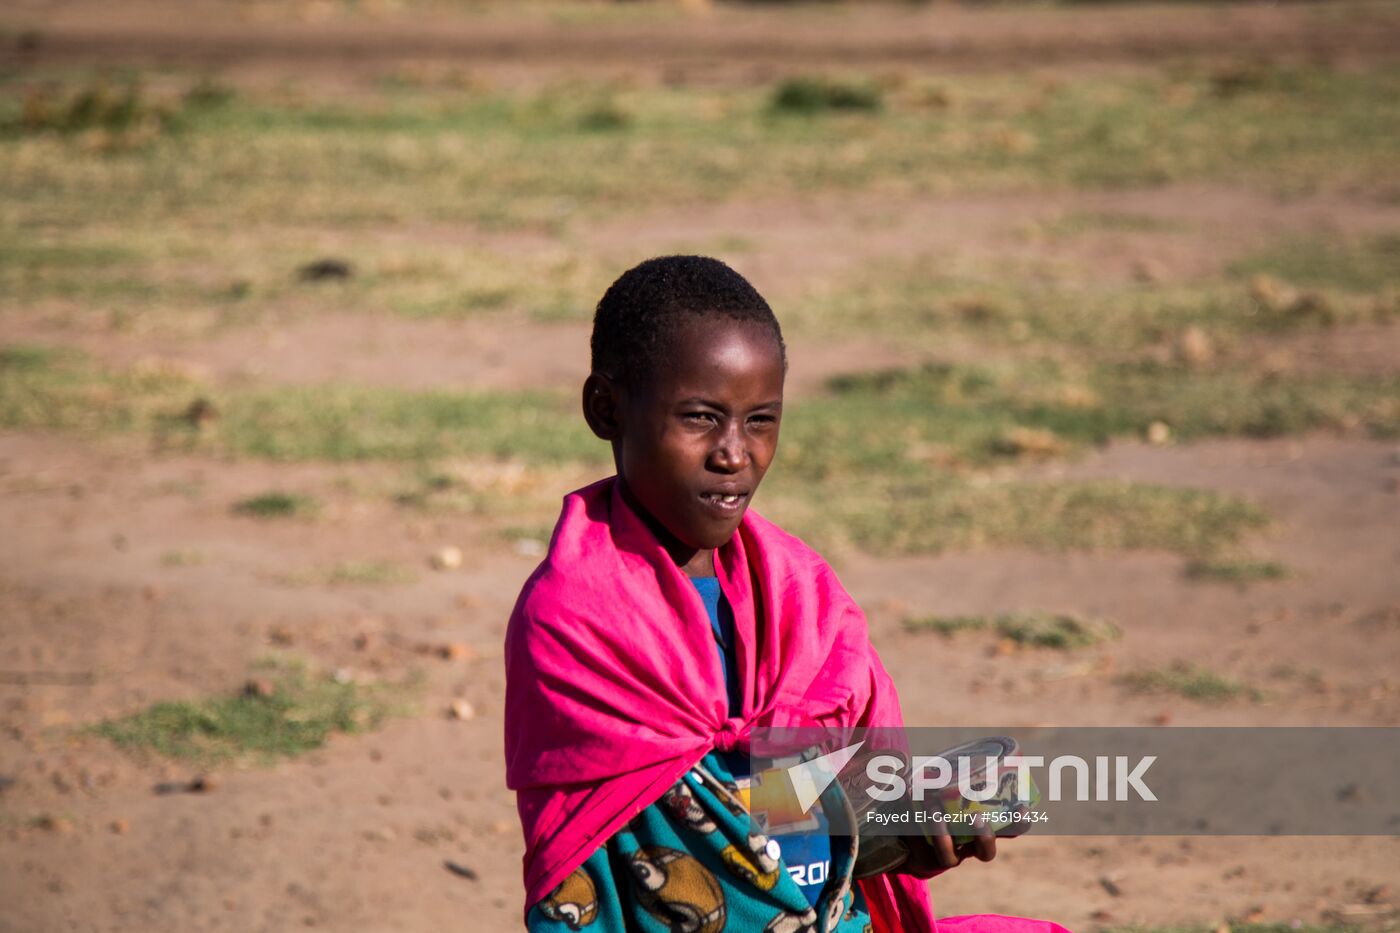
[739,507,824,564]
[739,508,855,606]
[507,481,613,635]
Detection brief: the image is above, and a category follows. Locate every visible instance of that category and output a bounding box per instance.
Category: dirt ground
[2,2,1399,932]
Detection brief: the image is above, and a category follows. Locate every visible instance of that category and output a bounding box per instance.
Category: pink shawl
[504,476,935,930]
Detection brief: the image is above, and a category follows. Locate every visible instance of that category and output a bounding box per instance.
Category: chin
[688,516,746,550]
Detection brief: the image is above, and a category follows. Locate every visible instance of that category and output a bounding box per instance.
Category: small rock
[449,700,476,721]
[430,546,463,571]
[243,678,276,698]
[1149,711,1173,726]
[298,258,353,282]
[35,814,73,834]
[1336,783,1363,803]
[1176,326,1214,366]
[1249,274,1292,311]
[992,638,1018,657]
[1131,258,1166,284]
[182,397,219,429]
[352,632,372,651]
[436,643,474,662]
[444,860,479,881]
[191,773,219,794]
[332,668,353,685]
[992,426,1065,460]
[1146,421,1172,446]
[268,625,295,646]
[1099,875,1123,897]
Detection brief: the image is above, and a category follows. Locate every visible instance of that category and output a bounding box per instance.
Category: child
[505,257,1066,933]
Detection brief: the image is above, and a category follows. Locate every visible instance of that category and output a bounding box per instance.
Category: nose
[709,420,748,472]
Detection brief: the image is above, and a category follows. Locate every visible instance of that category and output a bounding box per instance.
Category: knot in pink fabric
[714,720,744,753]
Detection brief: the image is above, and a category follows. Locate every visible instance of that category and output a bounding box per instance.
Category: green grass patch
[1231,234,1400,293]
[159,549,205,567]
[91,656,413,764]
[0,343,206,435]
[785,359,1400,478]
[1037,210,1186,238]
[1183,556,1289,583]
[0,345,604,463]
[0,343,66,371]
[215,385,599,463]
[769,76,884,115]
[324,560,415,585]
[903,611,1120,649]
[280,559,417,587]
[0,345,1278,559]
[2,64,1396,238]
[794,256,1395,349]
[4,79,178,138]
[769,476,1268,558]
[1119,662,1264,702]
[231,491,320,519]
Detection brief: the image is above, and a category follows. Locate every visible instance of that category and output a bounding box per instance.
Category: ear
[581,372,623,441]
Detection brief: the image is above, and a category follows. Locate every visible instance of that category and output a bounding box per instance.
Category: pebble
[243,678,276,698]
[430,546,463,571]
[449,700,476,721]
[298,258,353,282]
[191,774,219,793]
[444,860,479,881]
[1146,421,1172,445]
[437,643,474,662]
[1176,326,1214,365]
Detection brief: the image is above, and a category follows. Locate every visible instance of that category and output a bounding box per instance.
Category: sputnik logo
[785,741,865,813]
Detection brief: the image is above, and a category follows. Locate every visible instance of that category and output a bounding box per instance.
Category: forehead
[648,316,784,400]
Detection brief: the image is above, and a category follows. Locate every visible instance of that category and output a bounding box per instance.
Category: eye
[682,411,718,426]
[746,414,778,429]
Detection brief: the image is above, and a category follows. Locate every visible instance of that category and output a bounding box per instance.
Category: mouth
[698,490,750,516]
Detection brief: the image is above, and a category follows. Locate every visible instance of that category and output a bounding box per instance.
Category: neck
[617,477,715,578]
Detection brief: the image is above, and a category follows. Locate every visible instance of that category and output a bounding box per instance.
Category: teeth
[721,495,739,504]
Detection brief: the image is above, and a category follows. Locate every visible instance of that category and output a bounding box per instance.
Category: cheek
[752,429,781,471]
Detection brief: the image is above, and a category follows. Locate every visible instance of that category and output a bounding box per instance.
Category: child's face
[613,317,784,552]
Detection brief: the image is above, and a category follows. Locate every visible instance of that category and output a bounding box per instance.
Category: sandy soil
[5,0,1400,87]
[2,3,1399,932]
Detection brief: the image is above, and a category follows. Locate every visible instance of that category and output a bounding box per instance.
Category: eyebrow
[675,397,783,412]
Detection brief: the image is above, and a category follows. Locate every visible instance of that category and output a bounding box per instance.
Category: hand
[898,810,1004,878]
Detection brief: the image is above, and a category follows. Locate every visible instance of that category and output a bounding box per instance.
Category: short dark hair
[590,255,785,389]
